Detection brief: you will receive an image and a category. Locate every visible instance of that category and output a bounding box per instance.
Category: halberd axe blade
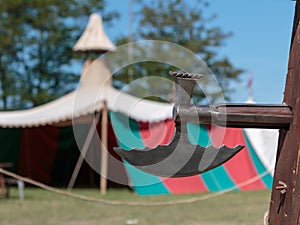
[114,72,246,177]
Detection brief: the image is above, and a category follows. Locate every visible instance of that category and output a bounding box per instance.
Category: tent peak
[73,13,115,54]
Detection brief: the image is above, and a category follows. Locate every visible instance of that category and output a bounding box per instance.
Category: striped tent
[110,111,277,195]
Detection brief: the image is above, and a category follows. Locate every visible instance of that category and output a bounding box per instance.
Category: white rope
[0,168,270,206]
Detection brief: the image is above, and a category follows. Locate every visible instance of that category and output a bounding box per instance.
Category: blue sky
[104,1,295,103]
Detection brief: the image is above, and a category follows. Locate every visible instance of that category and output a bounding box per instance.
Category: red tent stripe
[208,126,265,190]
[138,119,175,148]
[163,176,208,194]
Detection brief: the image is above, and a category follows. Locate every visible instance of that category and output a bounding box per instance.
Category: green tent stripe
[110,112,144,150]
[201,167,237,191]
[186,123,210,146]
[187,123,237,191]
[124,162,170,195]
[110,112,170,195]
[243,130,273,188]
[0,128,22,172]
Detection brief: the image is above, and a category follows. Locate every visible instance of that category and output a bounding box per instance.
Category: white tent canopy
[0,59,173,128]
[244,128,278,175]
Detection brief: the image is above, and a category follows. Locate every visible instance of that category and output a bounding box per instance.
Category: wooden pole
[268,1,300,224]
[67,114,100,190]
[100,101,108,195]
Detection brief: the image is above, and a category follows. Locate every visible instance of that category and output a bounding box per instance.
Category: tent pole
[67,113,100,190]
[100,101,108,195]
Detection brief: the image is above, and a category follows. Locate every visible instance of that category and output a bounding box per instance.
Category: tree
[114,0,243,103]
[0,0,118,110]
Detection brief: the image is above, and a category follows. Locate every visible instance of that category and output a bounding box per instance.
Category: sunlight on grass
[1,188,271,225]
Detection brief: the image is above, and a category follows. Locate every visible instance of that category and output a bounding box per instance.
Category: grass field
[0,187,271,225]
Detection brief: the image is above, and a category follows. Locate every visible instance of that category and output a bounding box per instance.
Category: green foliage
[0,0,118,110]
[115,0,243,103]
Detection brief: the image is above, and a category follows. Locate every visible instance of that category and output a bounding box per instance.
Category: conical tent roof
[73,13,115,53]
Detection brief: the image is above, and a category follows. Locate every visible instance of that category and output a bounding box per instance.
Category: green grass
[0,187,271,225]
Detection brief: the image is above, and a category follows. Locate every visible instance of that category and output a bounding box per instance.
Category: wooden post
[268,1,300,224]
[100,101,108,195]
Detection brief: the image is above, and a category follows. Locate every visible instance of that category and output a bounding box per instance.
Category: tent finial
[73,13,115,54]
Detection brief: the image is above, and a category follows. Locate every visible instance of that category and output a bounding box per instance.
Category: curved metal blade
[114,72,244,177]
[114,129,244,177]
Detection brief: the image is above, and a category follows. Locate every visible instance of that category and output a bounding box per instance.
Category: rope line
[0,168,270,206]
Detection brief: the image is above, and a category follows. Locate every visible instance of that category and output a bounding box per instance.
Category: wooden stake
[100,101,108,195]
